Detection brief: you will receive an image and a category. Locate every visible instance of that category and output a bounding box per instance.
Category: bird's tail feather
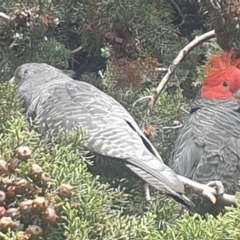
[125,164,194,207]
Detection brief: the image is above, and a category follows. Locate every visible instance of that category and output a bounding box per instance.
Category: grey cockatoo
[169,51,240,214]
[10,62,192,207]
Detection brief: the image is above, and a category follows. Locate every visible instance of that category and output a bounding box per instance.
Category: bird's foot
[206,180,225,200]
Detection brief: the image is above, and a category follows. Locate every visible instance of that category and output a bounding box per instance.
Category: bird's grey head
[9,63,65,90]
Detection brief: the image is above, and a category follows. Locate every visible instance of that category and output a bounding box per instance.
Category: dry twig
[71,45,83,54]
[150,29,216,108]
[0,12,11,21]
[132,95,153,108]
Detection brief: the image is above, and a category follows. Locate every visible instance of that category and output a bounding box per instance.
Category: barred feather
[10,63,192,207]
[169,97,240,214]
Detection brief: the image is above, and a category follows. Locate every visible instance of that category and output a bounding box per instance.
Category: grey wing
[169,113,202,179]
[170,104,240,193]
[192,106,240,193]
[90,83,164,162]
[28,80,185,194]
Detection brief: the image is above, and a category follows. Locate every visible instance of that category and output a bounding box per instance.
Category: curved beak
[9,77,15,85]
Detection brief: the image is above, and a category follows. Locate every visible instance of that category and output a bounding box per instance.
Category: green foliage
[0,21,71,80]
[161,199,240,240]
[34,40,72,68]
[192,41,223,88]
[81,72,106,91]
[0,0,177,77]
[1,0,239,239]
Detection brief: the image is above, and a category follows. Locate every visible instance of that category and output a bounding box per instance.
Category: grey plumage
[169,98,240,214]
[10,62,192,207]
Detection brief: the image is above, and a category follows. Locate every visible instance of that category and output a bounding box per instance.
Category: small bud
[25,225,43,239]
[0,206,6,218]
[15,223,24,232]
[0,177,13,189]
[7,158,20,172]
[6,186,16,198]
[58,183,74,198]
[41,206,58,225]
[0,216,19,233]
[15,146,32,161]
[29,164,43,181]
[19,200,33,215]
[13,178,29,194]
[16,231,29,240]
[32,196,48,213]
[6,208,21,221]
[0,190,6,203]
[0,160,8,176]
[40,172,51,187]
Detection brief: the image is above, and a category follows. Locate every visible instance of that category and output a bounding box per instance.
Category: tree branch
[71,45,83,54]
[0,12,11,22]
[132,95,153,108]
[150,30,216,108]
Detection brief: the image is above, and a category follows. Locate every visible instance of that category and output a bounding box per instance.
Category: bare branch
[149,30,216,108]
[71,45,83,54]
[162,124,182,130]
[0,12,11,21]
[132,95,153,108]
[177,175,236,206]
[180,107,189,114]
[155,67,168,72]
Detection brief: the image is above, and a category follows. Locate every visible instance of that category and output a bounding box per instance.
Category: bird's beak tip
[234,89,240,99]
[9,77,15,85]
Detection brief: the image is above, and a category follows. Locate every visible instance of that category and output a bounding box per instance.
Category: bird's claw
[207,180,225,200]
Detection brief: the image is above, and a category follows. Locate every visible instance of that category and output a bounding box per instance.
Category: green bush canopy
[0,1,240,239]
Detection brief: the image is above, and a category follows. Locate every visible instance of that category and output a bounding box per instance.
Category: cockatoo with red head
[169,51,240,215]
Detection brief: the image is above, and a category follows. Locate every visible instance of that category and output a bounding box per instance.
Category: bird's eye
[223,81,229,87]
[23,69,29,75]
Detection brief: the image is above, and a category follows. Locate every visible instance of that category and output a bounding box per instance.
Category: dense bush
[0,0,240,239]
